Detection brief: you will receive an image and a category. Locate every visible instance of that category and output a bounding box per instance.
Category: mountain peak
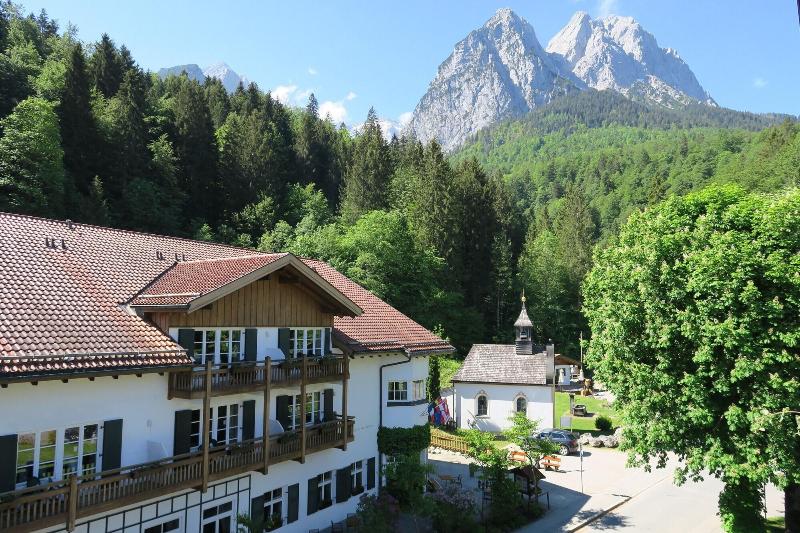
[158,62,248,93]
[485,7,523,27]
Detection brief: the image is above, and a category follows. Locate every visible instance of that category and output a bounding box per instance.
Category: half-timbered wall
[148,276,334,332]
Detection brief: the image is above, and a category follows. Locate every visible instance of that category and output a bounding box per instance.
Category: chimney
[545,341,555,384]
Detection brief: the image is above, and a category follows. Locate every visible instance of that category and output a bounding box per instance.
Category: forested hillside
[1,5,798,358]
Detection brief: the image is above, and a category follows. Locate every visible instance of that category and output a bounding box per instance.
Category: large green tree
[0,96,64,216]
[583,186,800,532]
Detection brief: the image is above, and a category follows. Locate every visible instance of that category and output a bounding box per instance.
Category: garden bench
[540,455,561,471]
[509,450,528,463]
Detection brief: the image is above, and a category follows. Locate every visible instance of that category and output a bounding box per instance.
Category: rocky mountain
[546,12,715,108]
[157,62,248,92]
[407,8,579,152]
[408,8,715,151]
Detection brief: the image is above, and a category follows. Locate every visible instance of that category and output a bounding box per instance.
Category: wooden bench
[509,450,528,463]
[540,455,561,471]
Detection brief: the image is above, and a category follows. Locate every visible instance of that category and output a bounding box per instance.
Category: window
[412,380,426,401]
[516,397,527,413]
[288,392,322,429]
[387,381,408,402]
[263,487,283,526]
[144,518,181,533]
[318,471,333,504]
[289,328,324,357]
[62,424,98,478]
[476,395,488,416]
[202,500,234,533]
[190,404,241,448]
[15,426,102,488]
[351,460,363,489]
[192,329,244,365]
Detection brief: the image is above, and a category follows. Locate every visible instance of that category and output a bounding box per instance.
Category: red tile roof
[0,212,452,377]
[129,254,287,306]
[302,259,453,355]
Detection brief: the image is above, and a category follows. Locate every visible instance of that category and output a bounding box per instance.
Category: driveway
[427,446,784,532]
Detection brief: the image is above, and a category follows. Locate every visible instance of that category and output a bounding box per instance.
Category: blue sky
[19,0,800,125]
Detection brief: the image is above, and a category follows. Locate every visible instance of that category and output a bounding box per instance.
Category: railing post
[67,474,77,531]
[263,357,271,473]
[202,359,212,492]
[300,356,307,463]
[341,355,349,450]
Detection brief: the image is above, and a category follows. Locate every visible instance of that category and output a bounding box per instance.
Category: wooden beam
[342,356,349,451]
[300,356,307,464]
[67,474,77,531]
[263,357,271,474]
[201,359,212,492]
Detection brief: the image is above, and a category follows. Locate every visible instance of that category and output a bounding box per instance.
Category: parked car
[532,428,579,455]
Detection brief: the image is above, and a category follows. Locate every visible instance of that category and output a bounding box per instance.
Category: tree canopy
[583,186,800,531]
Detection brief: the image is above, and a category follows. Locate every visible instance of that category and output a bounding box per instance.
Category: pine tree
[89,33,122,97]
[172,77,219,226]
[204,77,229,130]
[58,43,97,198]
[340,107,392,223]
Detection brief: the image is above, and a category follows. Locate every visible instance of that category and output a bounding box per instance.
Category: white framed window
[192,328,244,365]
[387,381,408,402]
[190,403,241,449]
[15,424,102,488]
[263,487,284,528]
[143,516,181,533]
[476,394,488,417]
[351,460,363,489]
[201,499,234,533]
[412,380,426,401]
[289,328,324,357]
[318,470,333,504]
[288,392,322,429]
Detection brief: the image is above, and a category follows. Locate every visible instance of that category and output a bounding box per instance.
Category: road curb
[567,496,631,532]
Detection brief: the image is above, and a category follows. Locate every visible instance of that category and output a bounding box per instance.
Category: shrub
[431,484,478,533]
[355,493,400,533]
[595,415,613,431]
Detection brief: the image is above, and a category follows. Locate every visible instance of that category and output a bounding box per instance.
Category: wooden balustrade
[0,419,354,532]
[168,356,346,399]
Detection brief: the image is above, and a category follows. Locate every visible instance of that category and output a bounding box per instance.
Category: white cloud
[598,0,619,16]
[753,77,768,89]
[319,100,348,124]
[397,111,413,128]
[294,88,313,105]
[308,67,317,76]
[272,84,298,104]
[345,91,357,101]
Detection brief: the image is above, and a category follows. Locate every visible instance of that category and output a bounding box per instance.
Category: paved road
[428,446,784,533]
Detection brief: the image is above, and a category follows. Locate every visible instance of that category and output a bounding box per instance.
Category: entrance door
[201,499,234,533]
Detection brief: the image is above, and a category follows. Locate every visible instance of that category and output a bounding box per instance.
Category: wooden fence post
[67,474,77,531]
[202,359,212,492]
[263,357,271,473]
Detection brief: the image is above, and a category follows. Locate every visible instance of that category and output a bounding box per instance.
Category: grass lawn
[554,392,621,433]
[766,517,784,532]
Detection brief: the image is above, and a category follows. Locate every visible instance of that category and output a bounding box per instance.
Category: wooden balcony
[168,356,348,399]
[0,418,354,532]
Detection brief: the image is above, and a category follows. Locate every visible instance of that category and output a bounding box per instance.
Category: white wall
[454,382,553,432]
[380,354,430,429]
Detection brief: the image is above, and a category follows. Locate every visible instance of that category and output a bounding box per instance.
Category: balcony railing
[0,418,355,532]
[168,356,347,399]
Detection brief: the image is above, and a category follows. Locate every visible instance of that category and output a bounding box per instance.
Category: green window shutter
[323,327,332,354]
[244,328,258,362]
[323,389,334,421]
[278,328,291,358]
[336,466,351,503]
[242,400,256,441]
[250,495,265,526]
[276,395,291,431]
[307,475,319,514]
[0,434,18,492]
[367,457,376,489]
[287,483,299,523]
[177,329,195,361]
[173,410,192,455]
[101,419,123,471]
